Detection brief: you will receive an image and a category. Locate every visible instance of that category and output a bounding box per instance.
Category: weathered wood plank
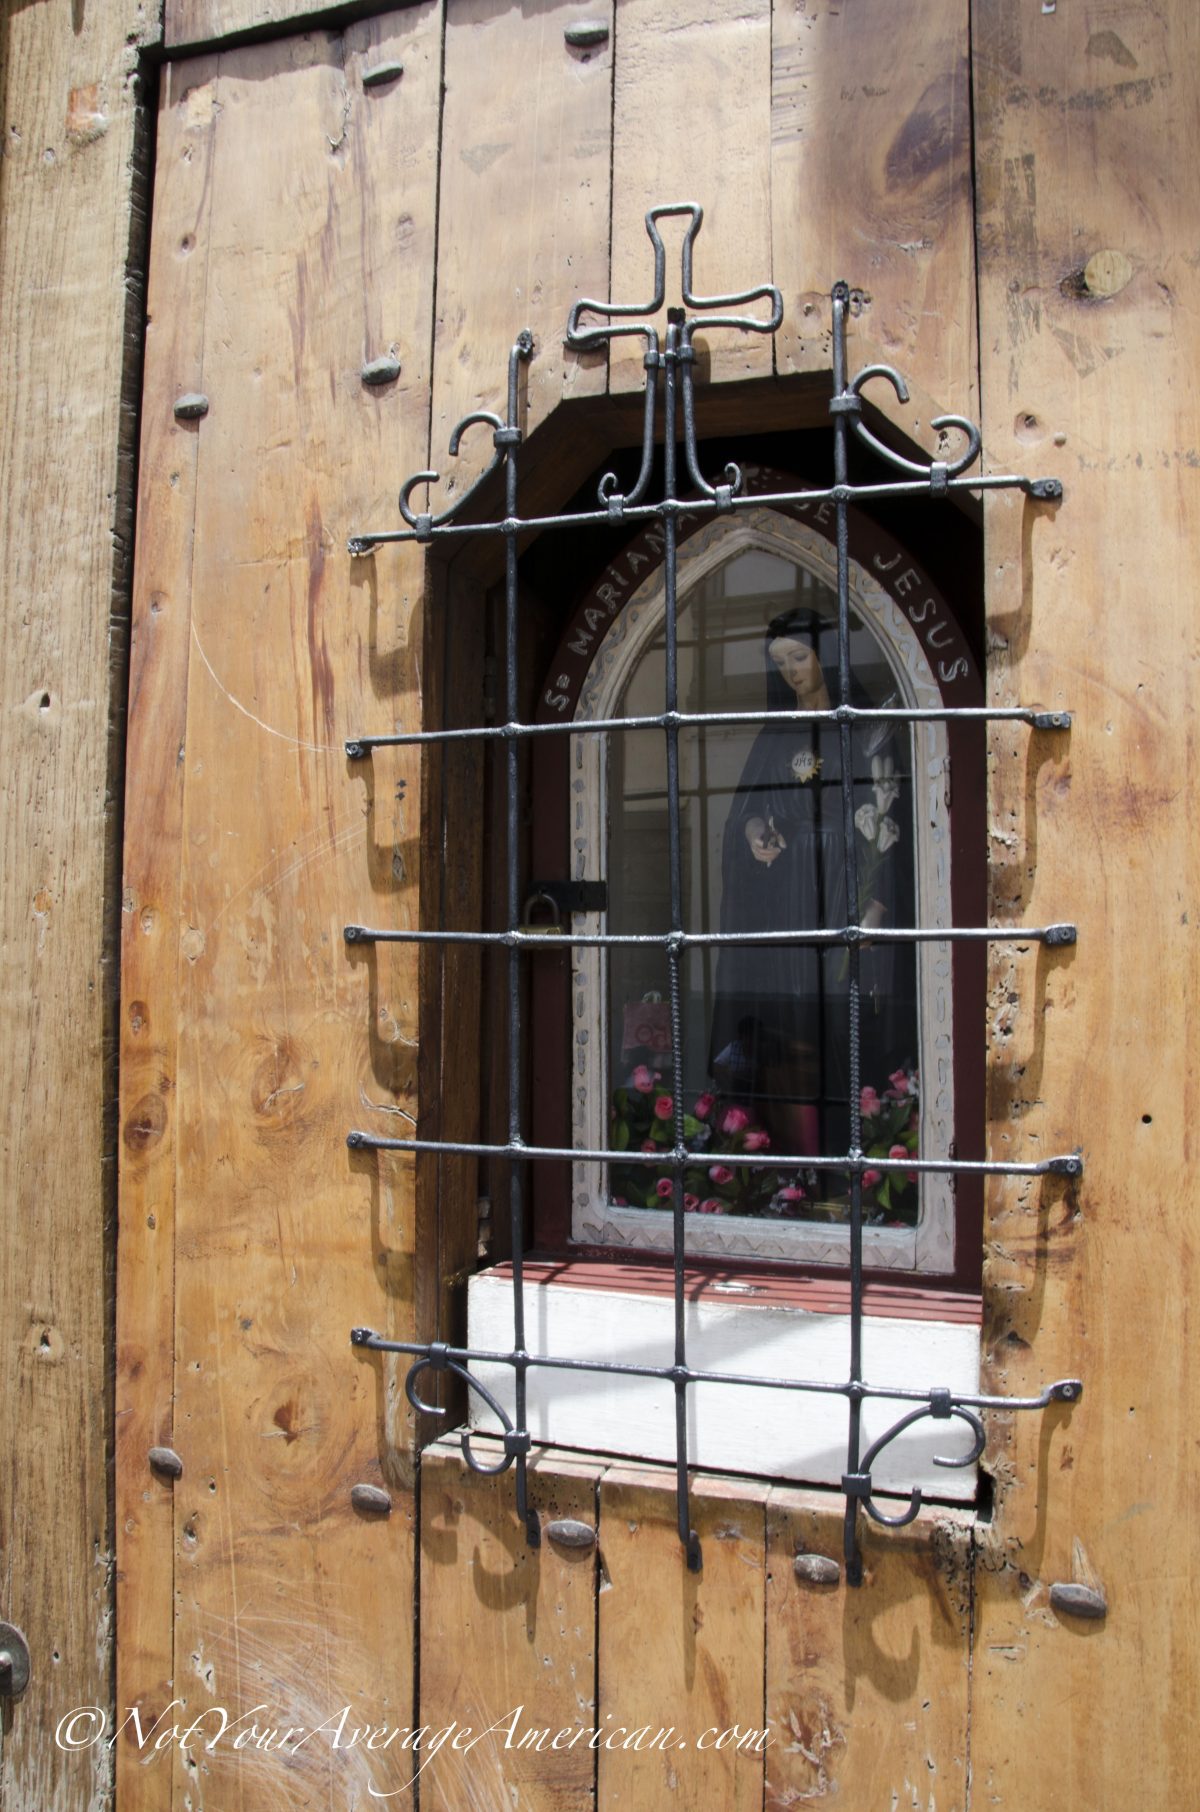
[164,0,357,52]
[115,54,221,1812]
[972,2,1199,1806]
[120,15,440,1805]
[0,0,151,1803]
[597,1466,768,1811]
[771,0,977,422]
[429,0,612,499]
[765,1490,971,1809]
[610,0,774,392]
[418,1441,600,1809]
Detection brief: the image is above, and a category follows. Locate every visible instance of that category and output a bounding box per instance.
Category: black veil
[708,603,917,1162]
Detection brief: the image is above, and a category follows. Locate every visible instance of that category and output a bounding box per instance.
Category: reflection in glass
[607,550,919,1226]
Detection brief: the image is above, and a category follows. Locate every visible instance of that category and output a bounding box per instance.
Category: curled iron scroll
[854,1401,986,1531]
[380,334,532,545]
[396,411,506,540]
[404,1349,524,1478]
[841,363,983,487]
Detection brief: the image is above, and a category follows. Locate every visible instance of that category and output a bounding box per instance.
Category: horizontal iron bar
[347,472,1059,552]
[346,1130,1083,1178]
[350,1328,1082,1413]
[346,704,1070,755]
[345,922,1077,949]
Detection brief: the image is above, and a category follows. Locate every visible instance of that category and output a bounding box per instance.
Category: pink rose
[780,1185,806,1202]
[699,1198,724,1215]
[641,1140,657,1154]
[889,1143,908,1160]
[888,1068,910,1093]
[720,1106,750,1135]
[653,1094,674,1120]
[860,1086,881,1117]
[612,1197,628,1207]
[743,1130,771,1152]
[708,1164,734,1186]
[863,1168,882,1188]
[631,1064,655,1093]
[684,1193,700,1212]
[656,1178,675,1199]
[693,1092,716,1121]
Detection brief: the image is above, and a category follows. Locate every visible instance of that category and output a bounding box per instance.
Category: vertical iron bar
[504,333,538,1549]
[663,311,701,1572]
[831,283,866,1586]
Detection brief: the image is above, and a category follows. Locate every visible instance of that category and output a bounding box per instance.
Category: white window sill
[467,1263,982,1503]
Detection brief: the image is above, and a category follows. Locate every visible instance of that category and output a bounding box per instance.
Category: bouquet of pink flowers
[608,1068,784,1216]
[607,1065,919,1224]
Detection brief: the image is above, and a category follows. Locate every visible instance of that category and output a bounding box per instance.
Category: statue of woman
[709,607,917,1178]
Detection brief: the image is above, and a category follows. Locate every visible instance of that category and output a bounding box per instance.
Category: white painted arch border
[568,507,958,1272]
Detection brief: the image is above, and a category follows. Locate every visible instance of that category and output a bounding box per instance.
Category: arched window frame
[566,506,959,1271]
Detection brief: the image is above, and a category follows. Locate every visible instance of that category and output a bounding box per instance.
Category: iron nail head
[362,61,404,88]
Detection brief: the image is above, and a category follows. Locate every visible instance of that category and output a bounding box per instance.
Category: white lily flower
[855,801,878,841]
[876,814,900,853]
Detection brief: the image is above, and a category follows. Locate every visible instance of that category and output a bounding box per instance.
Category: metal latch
[527,880,607,915]
[521,890,565,935]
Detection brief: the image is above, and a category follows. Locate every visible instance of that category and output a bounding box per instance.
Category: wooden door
[114,4,1199,1809]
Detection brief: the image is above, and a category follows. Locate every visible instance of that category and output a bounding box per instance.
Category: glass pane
[606,550,920,1228]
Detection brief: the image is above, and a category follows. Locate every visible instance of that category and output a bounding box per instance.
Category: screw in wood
[362,62,404,89]
[794,1552,841,1586]
[564,21,609,47]
[361,356,402,387]
[545,1518,596,1550]
[350,1483,393,1515]
[1049,1582,1107,1620]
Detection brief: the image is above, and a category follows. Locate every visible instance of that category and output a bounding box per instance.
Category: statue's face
[768,636,825,702]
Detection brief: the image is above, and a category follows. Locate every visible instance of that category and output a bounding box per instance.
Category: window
[346,204,1081,1580]
[533,493,983,1278]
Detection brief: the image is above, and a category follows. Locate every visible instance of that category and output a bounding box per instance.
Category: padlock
[521,890,564,936]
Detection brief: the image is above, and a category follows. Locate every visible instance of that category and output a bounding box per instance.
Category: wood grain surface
[609,0,774,392]
[117,14,441,1808]
[597,1466,769,1812]
[765,1489,971,1809]
[428,0,613,501]
[419,1440,599,1811]
[0,0,152,1803]
[165,0,345,52]
[972,1,1199,1806]
[771,0,977,423]
[115,52,220,1812]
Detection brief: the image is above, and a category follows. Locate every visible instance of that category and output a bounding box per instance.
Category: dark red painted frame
[526,466,986,1295]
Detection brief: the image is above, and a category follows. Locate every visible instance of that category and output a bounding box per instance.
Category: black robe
[709,700,917,1156]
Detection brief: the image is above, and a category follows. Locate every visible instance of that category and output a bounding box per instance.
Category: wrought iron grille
[346,204,1082,1584]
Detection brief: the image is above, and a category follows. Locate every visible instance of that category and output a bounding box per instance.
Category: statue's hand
[747,817,785,865]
